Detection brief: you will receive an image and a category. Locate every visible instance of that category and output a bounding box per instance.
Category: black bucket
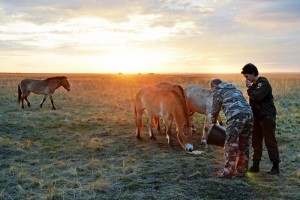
[207,124,226,147]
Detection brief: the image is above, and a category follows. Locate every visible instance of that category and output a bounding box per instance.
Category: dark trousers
[252,115,280,163]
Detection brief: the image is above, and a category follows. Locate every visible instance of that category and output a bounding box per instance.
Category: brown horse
[134,86,193,152]
[18,76,71,109]
[153,82,194,134]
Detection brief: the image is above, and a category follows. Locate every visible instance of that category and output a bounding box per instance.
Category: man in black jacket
[241,63,280,174]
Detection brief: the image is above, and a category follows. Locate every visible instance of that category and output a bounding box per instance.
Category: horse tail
[18,84,22,104]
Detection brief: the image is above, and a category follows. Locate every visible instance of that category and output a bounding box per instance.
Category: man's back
[213,82,252,120]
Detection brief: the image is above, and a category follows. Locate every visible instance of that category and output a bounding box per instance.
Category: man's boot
[218,161,236,179]
[267,162,280,175]
[248,160,260,173]
[236,154,248,177]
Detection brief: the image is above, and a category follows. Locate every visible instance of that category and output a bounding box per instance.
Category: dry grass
[0,73,299,199]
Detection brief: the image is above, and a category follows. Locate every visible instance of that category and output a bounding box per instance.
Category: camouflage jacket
[247,77,276,118]
[211,82,252,123]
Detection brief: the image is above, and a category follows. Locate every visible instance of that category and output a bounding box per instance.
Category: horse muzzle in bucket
[207,124,226,147]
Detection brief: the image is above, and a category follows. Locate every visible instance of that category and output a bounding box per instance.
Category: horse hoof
[150,136,156,140]
[201,140,207,145]
[136,135,142,140]
[52,107,56,110]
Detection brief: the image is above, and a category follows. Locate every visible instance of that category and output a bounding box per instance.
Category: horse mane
[170,85,190,127]
[45,76,67,81]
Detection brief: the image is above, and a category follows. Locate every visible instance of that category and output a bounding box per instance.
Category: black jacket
[247,77,276,118]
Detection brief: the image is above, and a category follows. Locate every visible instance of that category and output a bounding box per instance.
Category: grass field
[0,73,299,199]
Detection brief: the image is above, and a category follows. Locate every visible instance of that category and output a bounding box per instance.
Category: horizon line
[1,71,300,75]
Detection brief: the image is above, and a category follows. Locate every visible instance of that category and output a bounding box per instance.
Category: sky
[0,0,300,74]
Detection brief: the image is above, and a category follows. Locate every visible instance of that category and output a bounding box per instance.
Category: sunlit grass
[0,73,299,199]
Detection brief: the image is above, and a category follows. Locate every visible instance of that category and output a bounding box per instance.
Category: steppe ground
[0,73,299,199]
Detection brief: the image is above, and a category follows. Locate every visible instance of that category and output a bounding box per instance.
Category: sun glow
[100,48,171,74]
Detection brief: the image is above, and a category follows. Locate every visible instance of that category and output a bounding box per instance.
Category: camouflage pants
[223,113,253,177]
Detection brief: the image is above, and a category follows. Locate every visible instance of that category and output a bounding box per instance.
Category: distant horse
[134,86,193,152]
[184,84,223,144]
[153,82,193,134]
[18,76,71,109]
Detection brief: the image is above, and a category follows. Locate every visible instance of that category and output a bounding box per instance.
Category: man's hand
[245,80,251,88]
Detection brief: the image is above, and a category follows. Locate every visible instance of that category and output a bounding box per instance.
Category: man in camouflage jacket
[210,78,253,179]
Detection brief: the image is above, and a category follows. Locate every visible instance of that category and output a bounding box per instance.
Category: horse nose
[185,144,193,152]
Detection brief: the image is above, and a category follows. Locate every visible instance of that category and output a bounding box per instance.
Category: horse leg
[162,119,167,135]
[24,97,30,107]
[40,95,47,108]
[165,120,173,146]
[135,111,143,140]
[201,116,209,145]
[189,113,197,133]
[152,116,161,133]
[148,115,156,140]
[21,91,30,108]
[20,97,25,109]
[49,95,56,110]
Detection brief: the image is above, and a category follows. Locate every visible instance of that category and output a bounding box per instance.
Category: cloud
[0,0,299,73]
[235,1,300,28]
[0,0,214,53]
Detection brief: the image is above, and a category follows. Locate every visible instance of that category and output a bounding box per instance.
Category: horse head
[177,123,193,152]
[62,77,71,91]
